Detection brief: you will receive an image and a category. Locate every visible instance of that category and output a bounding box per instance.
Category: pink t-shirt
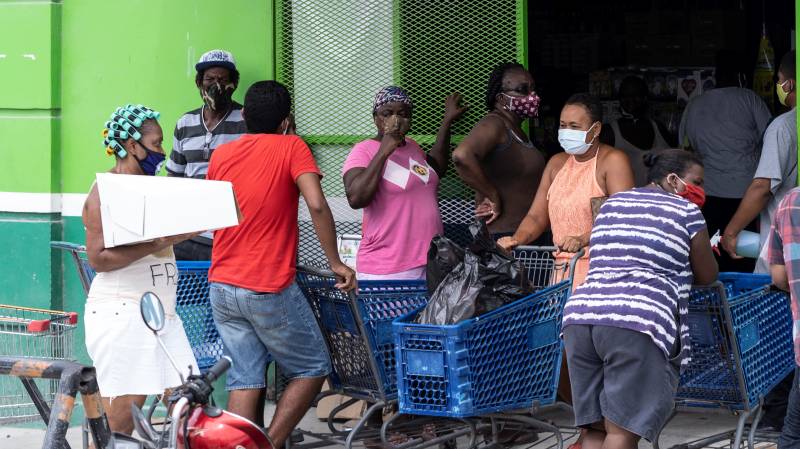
[342,138,443,275]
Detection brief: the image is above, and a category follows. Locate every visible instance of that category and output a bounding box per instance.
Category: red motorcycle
[130,292,274,449]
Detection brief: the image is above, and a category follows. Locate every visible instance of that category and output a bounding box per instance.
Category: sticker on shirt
[409,157,430,184]
[383,159,411,189]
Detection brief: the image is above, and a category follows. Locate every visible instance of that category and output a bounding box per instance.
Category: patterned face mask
[383,115,411,136]
[502,91,541,118]
[202,82,234,111]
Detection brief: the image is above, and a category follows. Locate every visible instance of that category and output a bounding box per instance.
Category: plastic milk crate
[392,280,572,418]
[678,273,794,411]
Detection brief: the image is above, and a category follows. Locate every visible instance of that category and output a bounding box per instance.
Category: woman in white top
[600,76,673,187]
[82,104,199,436]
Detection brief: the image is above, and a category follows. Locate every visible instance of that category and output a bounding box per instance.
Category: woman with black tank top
[453,62,550,244]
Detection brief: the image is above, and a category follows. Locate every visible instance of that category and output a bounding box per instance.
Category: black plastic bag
[417,252,483,325]
[417,221,533,325]
[426,235,465,293]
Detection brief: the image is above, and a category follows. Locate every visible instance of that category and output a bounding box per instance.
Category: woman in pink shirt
[343,86,466,280]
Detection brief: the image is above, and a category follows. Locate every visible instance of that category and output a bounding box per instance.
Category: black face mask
[202,82,234,112]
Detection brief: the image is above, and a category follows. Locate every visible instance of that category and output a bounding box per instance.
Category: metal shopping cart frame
[0,305,79,425]
[293,246,582,449]
[654,274,795,449]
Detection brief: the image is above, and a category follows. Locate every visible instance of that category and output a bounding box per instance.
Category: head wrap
[372,86,413,113]
[102,104,160,157]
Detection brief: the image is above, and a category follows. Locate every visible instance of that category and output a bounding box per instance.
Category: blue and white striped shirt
[562,188,707,366]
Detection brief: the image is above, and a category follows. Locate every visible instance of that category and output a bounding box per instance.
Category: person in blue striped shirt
[562,149,718,449]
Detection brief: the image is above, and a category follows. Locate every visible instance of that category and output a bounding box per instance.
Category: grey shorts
[563,324,679,442]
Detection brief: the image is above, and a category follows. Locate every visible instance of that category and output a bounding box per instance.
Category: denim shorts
[209,282,331,390]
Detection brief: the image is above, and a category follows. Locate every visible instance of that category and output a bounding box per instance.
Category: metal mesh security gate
[277,0,526,264]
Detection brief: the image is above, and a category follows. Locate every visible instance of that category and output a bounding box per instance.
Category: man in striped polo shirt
[167,49,247,260]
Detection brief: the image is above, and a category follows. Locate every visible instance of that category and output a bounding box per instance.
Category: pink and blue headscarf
[372,86,413,113]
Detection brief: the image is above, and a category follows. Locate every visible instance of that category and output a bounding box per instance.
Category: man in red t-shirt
[206,80,355,447]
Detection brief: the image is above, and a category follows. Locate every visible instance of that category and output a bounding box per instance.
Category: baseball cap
[195,49,237,72]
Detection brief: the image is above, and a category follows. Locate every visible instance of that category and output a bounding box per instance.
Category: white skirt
[85,299,199,398]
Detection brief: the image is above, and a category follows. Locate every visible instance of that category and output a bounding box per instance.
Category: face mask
[777,80,792,106]
[134,142,166,176]
[502,92,541,118]
[558,123,597,155]
[673,175,706,208]
[202,82,234,112]
[383,115,411,136]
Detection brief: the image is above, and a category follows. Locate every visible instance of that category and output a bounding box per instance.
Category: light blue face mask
[558,122,597,155]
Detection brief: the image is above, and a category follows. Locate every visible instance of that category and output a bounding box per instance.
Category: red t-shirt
[206,134,321,292]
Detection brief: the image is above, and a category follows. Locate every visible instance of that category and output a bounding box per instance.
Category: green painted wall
[0,1,60,194]
[60,0,275,194]
[0,1,276,415]
[0,0,63,328]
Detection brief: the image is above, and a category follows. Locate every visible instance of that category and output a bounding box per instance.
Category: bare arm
[452,115,506,222]
[496,156,564,250]
[82,185,195,272]
[601,147,635,196]
[343,134,402,209]
[771,264,789,291]
[297,172,356,291]
[690,228,719,285]
[427,93,467,178]
[722,178,772,258]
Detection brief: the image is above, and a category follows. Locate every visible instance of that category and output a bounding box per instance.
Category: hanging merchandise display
[753,22,776,111]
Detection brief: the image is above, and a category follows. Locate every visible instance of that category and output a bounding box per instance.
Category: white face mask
[558,123,597,155]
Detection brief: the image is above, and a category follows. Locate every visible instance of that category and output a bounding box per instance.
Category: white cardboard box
[96,173,240,248]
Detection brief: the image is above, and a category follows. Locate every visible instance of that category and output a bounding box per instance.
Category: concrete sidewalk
[0,405,774,449]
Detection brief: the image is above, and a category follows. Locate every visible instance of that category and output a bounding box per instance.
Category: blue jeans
[781,367,800,449]
[209,282,331,391]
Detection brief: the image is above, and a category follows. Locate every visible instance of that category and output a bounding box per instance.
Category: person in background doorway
[452,62,551,243]
[767,187,800,448]
[599,75,673,187]
[679,49,772,272]
[343,87,466,280]
[721,50,796,433]
[83,104,199,437]
[723,50,797,274]
[167,49,247,261]
[206,80,355,448]
[563,149,717,449]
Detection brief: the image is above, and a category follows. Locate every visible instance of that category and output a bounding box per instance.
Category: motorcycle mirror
[140,292,186,384]
[140,292,165,332]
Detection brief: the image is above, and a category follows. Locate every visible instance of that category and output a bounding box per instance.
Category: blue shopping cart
[653,273,794,449]
[295,246,582,449]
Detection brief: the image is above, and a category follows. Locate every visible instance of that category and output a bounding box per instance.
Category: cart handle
[49,241,86,252]
[297,264,336,279]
